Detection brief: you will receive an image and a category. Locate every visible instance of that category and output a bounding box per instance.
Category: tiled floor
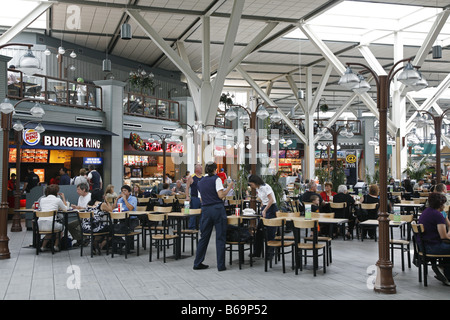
[0,221,449,300]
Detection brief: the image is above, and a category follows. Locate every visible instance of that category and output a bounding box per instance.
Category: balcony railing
[6,69,103,110]
[271,118,362,136]
[124,92,180,122]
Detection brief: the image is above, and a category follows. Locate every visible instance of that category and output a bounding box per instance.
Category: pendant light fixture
[121,22,132,40]
[102,55,112,72]
[432,44,442,59]
[102,2,112,72]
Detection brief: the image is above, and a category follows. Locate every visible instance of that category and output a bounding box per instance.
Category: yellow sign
[346,154,357,163]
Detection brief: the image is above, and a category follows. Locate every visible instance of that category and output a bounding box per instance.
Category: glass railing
[124,92,180,122]
[6,69,103,111]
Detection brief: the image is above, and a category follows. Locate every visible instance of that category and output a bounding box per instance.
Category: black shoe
[193,263,209,270]
[432,265,450,285]
[218,267,227,272]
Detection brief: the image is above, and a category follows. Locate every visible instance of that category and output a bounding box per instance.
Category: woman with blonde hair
[105,184,118,206]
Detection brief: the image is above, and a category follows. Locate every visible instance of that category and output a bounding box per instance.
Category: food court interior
[1,0,450,302]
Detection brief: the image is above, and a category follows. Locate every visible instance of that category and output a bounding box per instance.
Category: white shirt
[256,184,275,206]
[38,195,68,221]
[197,175,224,199]
[77,193,91,208]
[73,175,88,186]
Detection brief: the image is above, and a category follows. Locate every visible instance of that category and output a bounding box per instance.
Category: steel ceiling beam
[127,8,202,89]
[0,1,54,47]
[236,65,307,145]
[299,22,397,135]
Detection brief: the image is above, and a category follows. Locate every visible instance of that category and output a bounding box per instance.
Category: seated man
[159,183,174,205]
[113,185,139,252]
[302,181,323,204]
[114,185,137,212]
[69,183,91,246]
[71,183,91,210]
[172,180,185,194]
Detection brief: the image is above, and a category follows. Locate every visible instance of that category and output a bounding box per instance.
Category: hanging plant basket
[220,93,234,106]
[320,103,329,113]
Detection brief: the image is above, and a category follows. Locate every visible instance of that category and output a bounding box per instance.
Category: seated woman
[360,184,379,239]
[38,184,69,252]
[418,192,450,285]
[320,182,336,202]
[81,189,112,255]
[133,183,143,198]
[333,185,356,239]
[105,184,118,206]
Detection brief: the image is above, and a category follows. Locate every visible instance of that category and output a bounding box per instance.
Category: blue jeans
[194,203,227,270]
[188,197,201,229]
[425,241,450,279]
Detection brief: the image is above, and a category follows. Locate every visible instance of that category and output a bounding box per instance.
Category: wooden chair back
[163,198,175,204]
[147,213,167,222]
[411,223,424,234]
[153,206,172,213]
[292,218,317,229]
[330,202,346,209]
[389,214,414,223]
[413,198,427,204]
[360,203,377,210]
[77,211,92,219]
[138,197,150,204]
[189,209,201,215]
[227,216,243,225]
[34,210,57,218]
[400,200,414,204]
[276,211,300,218]
[111,212,130,220]
[262,217,284,227]
[311,212,335,219]
[229,200,242,206]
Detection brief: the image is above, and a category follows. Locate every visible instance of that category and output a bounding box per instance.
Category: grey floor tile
[2,221,450,301]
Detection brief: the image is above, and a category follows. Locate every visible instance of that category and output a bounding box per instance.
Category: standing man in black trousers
[193,162,234,272]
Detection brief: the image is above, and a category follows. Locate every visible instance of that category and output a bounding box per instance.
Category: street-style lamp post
[419,109,450,184]
[225,103,272,210]
[318,123,348,168]
[0,97,45,259]
[339,59,427,294]
[149,133,172,184]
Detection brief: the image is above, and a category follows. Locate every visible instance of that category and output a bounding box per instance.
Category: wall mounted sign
[83,157,103,165]
[43,136,101,149]
[23,129,40,146]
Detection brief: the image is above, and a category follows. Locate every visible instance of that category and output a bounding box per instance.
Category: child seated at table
[310,195,321,212]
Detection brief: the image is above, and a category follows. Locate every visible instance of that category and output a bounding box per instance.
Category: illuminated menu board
[9,148,48,163]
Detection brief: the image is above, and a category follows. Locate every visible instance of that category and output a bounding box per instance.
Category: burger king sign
[23,129,41,146]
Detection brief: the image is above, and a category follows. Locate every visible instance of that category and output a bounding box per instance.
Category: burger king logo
[23,129,40,146]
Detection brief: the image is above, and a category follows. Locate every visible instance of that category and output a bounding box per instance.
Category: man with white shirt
[71,183,91,210]
[68,183,91,246]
